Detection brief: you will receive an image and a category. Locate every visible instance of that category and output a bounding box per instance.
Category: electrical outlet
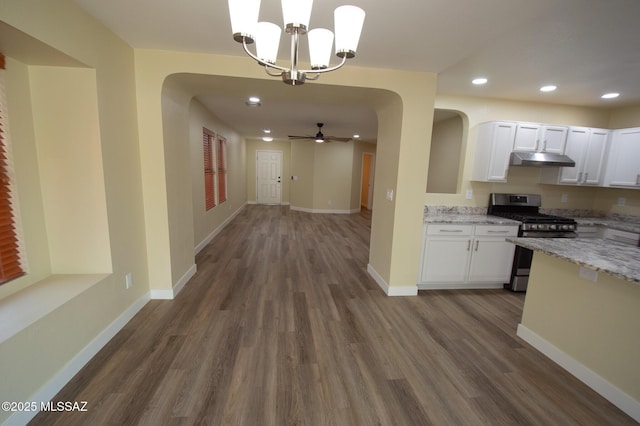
[327,200,332,206]
[561,194,568,203]
[618,197,626,206]
[125,272,132,289]
[466,189,473,200]
[386,189,394,201]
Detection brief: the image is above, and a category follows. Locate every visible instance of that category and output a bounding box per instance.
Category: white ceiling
[74,0,640,142]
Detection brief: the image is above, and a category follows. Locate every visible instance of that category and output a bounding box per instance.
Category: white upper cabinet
[471,121,516,182]
[513,123,568,153]
[540,127,609,186]
[603,127,640,188]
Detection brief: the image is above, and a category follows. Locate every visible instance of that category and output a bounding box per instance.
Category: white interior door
[256,150,283,204]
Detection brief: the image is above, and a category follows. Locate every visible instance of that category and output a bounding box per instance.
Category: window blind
[0,53,26,284]
[203,128,216,210]
[216,135,227,204]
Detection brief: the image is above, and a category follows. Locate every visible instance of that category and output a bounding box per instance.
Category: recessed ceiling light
[263,129,271,134]
[540,85,557,92]
[472,77,488,85]
[601,92,620,99]
[246,96,261,107]
[353,134,360,139]
[262,136,273,142]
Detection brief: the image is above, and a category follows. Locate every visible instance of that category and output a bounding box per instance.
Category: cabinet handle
[578,172,583,182]
[583,172,588,183]
[467,240,471,251]
[474,240,479,251]
[487,230,510,234]
[439,229,464,233]
[543,140,547,151]
[636,174,640,185]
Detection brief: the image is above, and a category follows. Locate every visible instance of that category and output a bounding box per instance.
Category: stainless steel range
[487,193,577,291]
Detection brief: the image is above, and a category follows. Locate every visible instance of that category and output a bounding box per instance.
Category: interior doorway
[361,152,375,210]
[256,150,283,204]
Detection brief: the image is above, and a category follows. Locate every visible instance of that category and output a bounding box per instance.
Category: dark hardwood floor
[33,205,635,425]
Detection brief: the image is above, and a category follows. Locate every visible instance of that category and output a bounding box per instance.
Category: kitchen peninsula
[510,237,640,422]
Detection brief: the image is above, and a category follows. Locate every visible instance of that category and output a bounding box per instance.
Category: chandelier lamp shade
[228,0,365,85]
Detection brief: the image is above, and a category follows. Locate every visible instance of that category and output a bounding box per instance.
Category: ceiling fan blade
[325,136,352,142]
[288,135,314,139]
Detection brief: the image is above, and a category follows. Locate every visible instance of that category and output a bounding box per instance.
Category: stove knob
[550,225,557,230]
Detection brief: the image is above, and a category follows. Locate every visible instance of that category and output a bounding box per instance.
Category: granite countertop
[573,217,640,234]
[424,214,520,225]
[508,237,640,284]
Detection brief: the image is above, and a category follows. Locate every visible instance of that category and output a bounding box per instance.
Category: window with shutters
[0,53,26,284]
[203,128,229,211]
[216,135,227,205]
[203,128,216,210]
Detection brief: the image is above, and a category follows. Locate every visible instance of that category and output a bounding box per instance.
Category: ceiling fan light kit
[228,0,365,86]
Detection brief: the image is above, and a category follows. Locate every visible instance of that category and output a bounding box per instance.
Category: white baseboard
[195,202,247,254]
[171,264,197,298]
[367,264,418,296]
[247,201,290,206]
[417,282,503,290]
[517,324,640,423]
[2,293,151,426]
[149,289,174,300]
[290,206,358,214]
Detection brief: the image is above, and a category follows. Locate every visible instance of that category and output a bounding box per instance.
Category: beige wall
[428,95,640,215]
[427,115,463,194]
[608,105,640,129]
[312,142,355,212]
[290,141,315,210]
[521,253,640,402]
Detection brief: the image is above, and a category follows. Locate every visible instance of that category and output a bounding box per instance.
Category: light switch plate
[386,189,394,201]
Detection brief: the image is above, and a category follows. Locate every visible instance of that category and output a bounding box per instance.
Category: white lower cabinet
[418,224,518,289]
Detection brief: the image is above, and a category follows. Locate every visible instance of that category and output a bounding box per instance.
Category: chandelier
[228,0,365,86]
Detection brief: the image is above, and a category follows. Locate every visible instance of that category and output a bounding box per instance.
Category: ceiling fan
[288,123,352,143]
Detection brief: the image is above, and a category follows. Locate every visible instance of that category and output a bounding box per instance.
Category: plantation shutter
[216,135,227,204]
[0,53,26,284]
[203,128,216,210]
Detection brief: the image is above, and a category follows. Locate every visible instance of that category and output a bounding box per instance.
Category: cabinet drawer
[426,224,473,236]
[474,225,518,237]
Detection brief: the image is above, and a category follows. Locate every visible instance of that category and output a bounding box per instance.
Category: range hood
[509,151,576,167]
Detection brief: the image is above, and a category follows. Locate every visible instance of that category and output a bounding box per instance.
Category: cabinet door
[582,129,608,185]
[606,128,640,187]
[513,123,540,152]
[467,237,515,283]
[559,128,589,184]
[420,237,471,283]
[540,126,568,153]
[487,123,517,181]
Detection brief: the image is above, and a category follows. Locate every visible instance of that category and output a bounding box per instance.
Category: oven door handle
[520,231,577,238]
